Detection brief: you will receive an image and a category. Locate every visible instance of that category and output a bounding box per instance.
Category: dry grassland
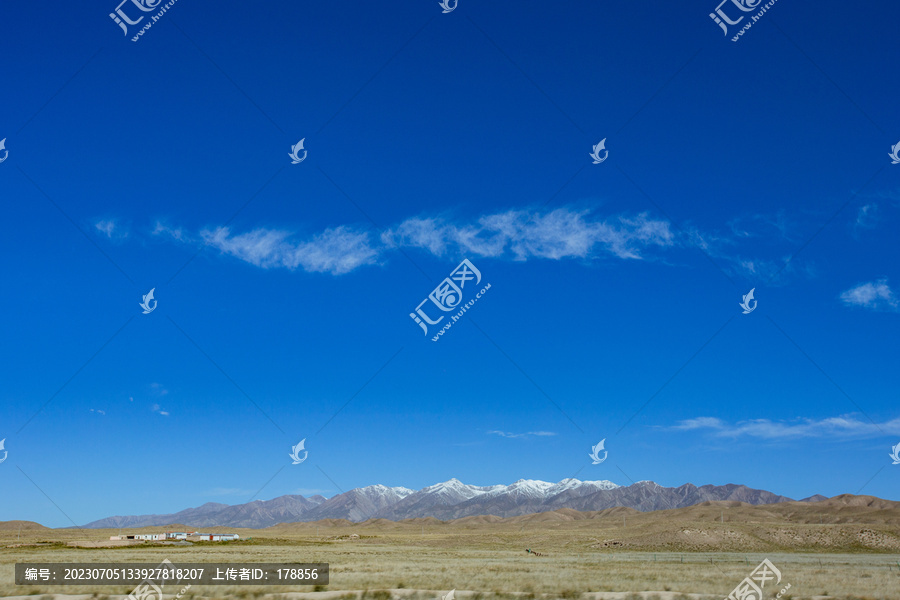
[2,498,899,600]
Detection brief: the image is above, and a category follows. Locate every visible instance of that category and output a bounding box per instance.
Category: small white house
[111,531,239,542]
[109,533,166,541]
[187,532,240,542]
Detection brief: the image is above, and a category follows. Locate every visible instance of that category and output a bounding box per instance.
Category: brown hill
[819,494,900,509]
[252,496,900,553]
[251,493,900,533]
[452,515,504,525]
[0,520,48,531]
[6,493,900,554]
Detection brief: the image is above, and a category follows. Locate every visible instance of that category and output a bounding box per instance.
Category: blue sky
[1,0,899,528]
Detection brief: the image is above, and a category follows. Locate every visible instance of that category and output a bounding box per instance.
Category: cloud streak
[200,225,379,275]
[670,415,900,439]
[134,205,827,280]
[382,209,675,261]
[487,430,557,439]
[840,279,899,312]
[149,207,679,275]
[95,219,128,240]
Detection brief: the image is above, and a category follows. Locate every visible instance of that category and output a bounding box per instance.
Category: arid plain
[2,495,900,600]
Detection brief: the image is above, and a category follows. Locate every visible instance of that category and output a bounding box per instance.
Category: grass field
[3,507,900,600]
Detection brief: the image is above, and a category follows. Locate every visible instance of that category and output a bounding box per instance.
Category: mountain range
[81,478,809,529]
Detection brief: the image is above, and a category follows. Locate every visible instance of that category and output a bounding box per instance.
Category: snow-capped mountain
[81,478,794,529]
[301,484,414,522]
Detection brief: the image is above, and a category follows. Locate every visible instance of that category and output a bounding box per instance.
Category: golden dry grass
[2,499,900,599]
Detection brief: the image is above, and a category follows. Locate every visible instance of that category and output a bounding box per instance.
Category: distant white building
[188,533,240,541]
[110,531,238,542]
[108,533,165,541]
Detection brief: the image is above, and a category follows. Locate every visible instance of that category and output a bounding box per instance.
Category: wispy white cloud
[95,219,128,240]
[127,205,825,281]
[721,254,816,284]
[383,209,675,261]
[151,403,170,417]
[150,383,169,395]
[670,417,723,430]
[200,225,379,275]
[854,203,879,232]
[727,212,791,241]
[849,187,900,231]
[669,415,900,439]
[153,221,189,242]
[840,279,899,312]
[89,408,106,415]
[694,212,819,284]
[155,220,379,275]
[148,207,680,275]
[487,430,557,439]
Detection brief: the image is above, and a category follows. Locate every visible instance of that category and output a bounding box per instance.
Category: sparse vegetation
[2,516,900,599]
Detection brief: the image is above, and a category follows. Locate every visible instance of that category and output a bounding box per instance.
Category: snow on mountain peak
[356,484,415,500]
[420,478,623,502]
[507,479,555,497]
[635,480,661,488]
[581,479,620,490]
[401,477,628,508]
[426,478,465,493]
[421,479,493,501]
